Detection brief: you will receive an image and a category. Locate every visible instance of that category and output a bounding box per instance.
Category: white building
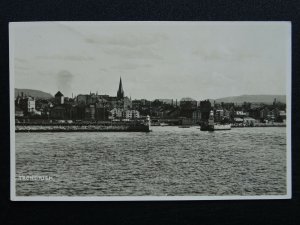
[123,110,140,119]
[110,108,140,120]
[243,117,256,126]
[235,111,248,117]
[27,97,35,112]
[215,109,224,122]
[110,108,123,118]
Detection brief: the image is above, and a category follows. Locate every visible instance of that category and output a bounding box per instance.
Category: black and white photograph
[10,21,291,200]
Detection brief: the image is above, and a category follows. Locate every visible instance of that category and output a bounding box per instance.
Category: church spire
[117,77,124,99]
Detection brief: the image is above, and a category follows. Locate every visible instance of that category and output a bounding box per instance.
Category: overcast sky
[10,22,290,100]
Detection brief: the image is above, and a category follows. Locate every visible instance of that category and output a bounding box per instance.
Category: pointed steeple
[117,77,124,99]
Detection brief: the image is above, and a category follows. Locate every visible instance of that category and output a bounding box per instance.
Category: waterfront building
[55,91,64,105]
[15,93,36,115]
[123,110,140,119]
[68,103,108,121]
[199,100,212,121]
[234,117,244,124]
[85,104,96,120]
[181,117,194,125]
[120,96,132,109]
[192,110,201,124]
[223,109,231,118]
[110,108,140,120]
[235,111,247,117]
[132,99,151,111]
[50,105,67,119]
[243,117,256,126]
[95,97,108,108]
[279,110,286,120]
[35,99,53,112]
[33,109,42,116]
[215,109,224,122]
[132,100,142,110]
[248,107,261,120]
[50,91,74,119]
[271,108,280,118]
[178,97,197,119]
[95,107,109,121]
[26,97,35,113]
[260,107,270,120]
[165,108,180,119]
[106,96,131,110]
[107,96,119,109]
[77,93,100,105]
[110,108,123,119]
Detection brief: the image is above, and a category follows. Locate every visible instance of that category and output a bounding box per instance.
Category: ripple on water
[15,127,287,196]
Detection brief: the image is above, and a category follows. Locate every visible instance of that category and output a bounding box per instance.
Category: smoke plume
[56,70,74,97]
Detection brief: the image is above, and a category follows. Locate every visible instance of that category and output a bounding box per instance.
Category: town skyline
[15,85,287,103]
[11,22,290,100]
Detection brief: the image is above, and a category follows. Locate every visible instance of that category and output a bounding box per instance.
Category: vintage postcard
[10,21,291,200]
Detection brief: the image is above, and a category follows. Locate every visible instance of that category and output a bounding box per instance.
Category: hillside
[15,88,53,99]
[214,95,286,104]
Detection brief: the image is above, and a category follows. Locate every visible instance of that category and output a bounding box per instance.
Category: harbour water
[15,127,287,196]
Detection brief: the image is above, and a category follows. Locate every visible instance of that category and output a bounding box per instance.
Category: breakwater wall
[15,124,150,132]
[231,123,286,128]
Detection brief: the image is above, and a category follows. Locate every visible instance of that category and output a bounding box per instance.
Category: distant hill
[15,88,53,99]
[214,95,286,104]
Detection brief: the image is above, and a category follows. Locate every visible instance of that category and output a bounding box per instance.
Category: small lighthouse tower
[207,110,215,131]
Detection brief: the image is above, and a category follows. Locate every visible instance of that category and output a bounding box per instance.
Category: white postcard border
[9,21,292,201]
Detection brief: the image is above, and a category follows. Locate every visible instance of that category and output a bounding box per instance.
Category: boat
[213,124,231,130]
[200,123,214,131]
[200,110,231,131]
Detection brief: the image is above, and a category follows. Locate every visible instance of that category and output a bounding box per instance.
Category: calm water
[15,127,287,196]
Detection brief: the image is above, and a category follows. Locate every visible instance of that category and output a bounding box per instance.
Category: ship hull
[200,124,214,131]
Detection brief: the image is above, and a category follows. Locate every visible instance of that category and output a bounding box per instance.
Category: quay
[231,123,286,128]
[15,118,151,133]
[15,124,150,132]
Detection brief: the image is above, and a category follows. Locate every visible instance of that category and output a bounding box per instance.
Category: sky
[10,22,290,100]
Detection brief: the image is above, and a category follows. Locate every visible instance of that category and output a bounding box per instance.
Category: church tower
[117,77,124,99]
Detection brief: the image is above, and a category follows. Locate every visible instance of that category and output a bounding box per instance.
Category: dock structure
[15,118,151,132]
